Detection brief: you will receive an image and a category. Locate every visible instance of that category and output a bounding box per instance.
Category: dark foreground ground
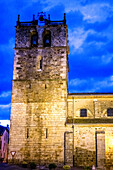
[0,163,84,170]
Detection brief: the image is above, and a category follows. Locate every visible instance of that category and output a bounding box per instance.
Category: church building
[9,12,113,169]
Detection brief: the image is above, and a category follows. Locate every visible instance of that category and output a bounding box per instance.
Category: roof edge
[68,92,113,96]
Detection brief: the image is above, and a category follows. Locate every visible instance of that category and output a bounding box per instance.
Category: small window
[31,34,38,46]
[27,128,29,138]
[45,84,47,89]
[80,109,87,117]
[46,128,48,138]
[107,108,113,116]
[37,56,43,70]
[43,31,51,47]
[29,84,31,89]
[40,58,43,70]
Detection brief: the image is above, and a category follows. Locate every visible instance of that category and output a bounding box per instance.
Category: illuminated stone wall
[67,95,113,119]
[8,15,113,169]
[9,23,69,164]
[67,95,113,168]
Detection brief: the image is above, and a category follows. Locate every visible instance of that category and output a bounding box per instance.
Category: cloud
[39,0,64,11]
[0,103,11,120]
[0,120,10,127]
[69,75,113,92]
[0,37,15,53]
[102,54,113,64]
[66,2,113,24]
[86,32,108,44]
[0,91,12,98]
[0,37,14,93]
[0,103,11,109]
[69,78,87,86]
[0,37,15,70]
[80,3,113,23]
[68,28,95,53]
[0,90,12,105]
[38,0,113,24]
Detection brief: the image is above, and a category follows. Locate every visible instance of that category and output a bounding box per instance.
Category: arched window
[31,33,38,46]
[43,31,51,47]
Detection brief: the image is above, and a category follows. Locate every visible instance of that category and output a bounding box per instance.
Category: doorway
[96,131,105,168]
[64,132,73,166]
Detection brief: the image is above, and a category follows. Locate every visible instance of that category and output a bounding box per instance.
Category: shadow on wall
[75,147,96,167]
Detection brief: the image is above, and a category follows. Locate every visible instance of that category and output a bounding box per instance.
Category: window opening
[45,84,47,89]
[43,31,51,47]
[29,84,31,89]
[46,128,48,138]
[27,128,29,138]
[80,109,87,117]
[40,58,43,70]
[37,56,43,70]
[31,34,38,46]
[107,108,113,116]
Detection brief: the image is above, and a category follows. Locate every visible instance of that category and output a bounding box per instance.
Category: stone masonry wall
[67,95,113,119]
[9,17,113,168]
[65,123,113,167]
[15,25,67,48]
[67,95,113,168]
[13,48,67,80]
[9,23,68,164]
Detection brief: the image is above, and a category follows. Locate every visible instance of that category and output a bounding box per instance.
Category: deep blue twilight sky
[0,0,113,121]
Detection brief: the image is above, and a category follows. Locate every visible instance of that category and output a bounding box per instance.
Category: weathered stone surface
[9,19,68,165]
[9,15,113,169]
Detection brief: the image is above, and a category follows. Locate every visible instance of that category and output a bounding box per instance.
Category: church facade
[9,13,113,169]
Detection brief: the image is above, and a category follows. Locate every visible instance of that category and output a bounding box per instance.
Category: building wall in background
[0,129,9,162]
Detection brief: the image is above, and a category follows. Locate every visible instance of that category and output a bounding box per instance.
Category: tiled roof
[0,125,7,136]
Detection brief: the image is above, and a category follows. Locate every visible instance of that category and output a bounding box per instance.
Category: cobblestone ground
[0,163,84,170]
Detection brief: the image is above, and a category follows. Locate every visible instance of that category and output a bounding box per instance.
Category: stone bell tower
[9,12,69,164]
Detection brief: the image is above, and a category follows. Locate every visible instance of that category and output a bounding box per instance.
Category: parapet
[16,12,66,27]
